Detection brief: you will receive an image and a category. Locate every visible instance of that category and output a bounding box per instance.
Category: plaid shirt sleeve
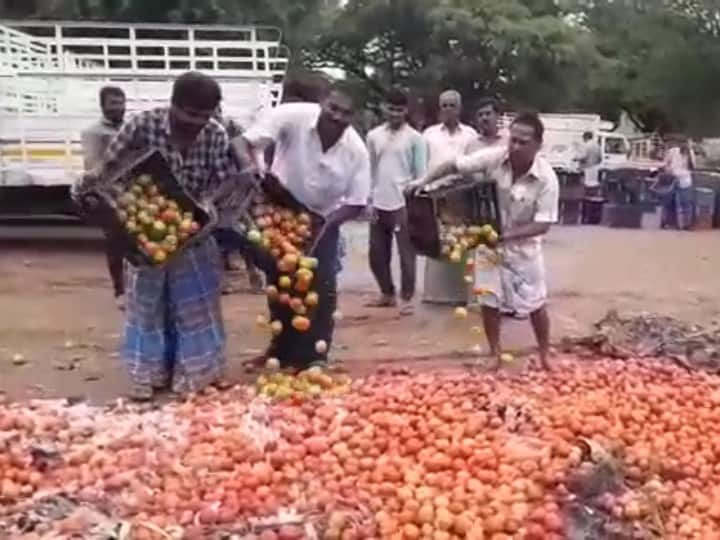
[209,128,257,218]
[209,128,235,184]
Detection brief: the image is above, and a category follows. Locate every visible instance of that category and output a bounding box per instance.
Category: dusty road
[1,224,719,402]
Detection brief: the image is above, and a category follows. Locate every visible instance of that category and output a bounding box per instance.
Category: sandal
[399,301,415,316]
[214,378,233,390]
[128,383,153,402]
[243,354,268,371]
[365,295,397,308]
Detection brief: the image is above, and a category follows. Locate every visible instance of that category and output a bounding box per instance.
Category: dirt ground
[1,224,719,403]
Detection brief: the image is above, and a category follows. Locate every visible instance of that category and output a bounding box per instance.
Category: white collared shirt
[465,129,509,154]
[664,146,694,188]
[243,102,371,216]
[367,123,427,211]
[423,123,477,169]
[456,146,559,257]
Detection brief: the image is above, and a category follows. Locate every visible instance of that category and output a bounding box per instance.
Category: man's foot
[221,277,235,295]
[248,270,264,293]
[365,295,397,308]
[128,383,153,402]
[307,360,328,371]
[224,257,242,272]
[151,378,171,391]
[538,356,552,371]
[243,354,268,371]
[528,354,552,371]
[214,378,233,390]
[399,300,414,316]
[115,295,126,311]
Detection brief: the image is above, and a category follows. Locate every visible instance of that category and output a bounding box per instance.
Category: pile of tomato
[1,356,720,539]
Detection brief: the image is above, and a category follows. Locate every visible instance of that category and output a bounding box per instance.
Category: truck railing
[1,21,289,188]
[1,21,288,79]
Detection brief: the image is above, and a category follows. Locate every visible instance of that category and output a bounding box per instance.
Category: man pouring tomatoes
[74,71,249,400]
[414,111,559,370]
[237,82,371,370]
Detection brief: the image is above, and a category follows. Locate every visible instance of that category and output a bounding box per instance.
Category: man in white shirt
[417,111,559,370]
[239,83,371,369]
[422,90,478,305]
[661,137,695,229]
[577,131,602,195]
[365,89,427,314]
[423,90,478,168]
[80,86,127,310]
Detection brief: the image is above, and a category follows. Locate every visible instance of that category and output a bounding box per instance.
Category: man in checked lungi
[74,72,249,400]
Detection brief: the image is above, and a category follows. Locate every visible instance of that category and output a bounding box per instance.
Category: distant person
[466,97,509,312]
[423,90,477,168]
[660,136,696,229]
[421,90,477,305]
[467,97,506,153]
[80,86,127,310]
[578,131,602,196]
[365,88,427,315]
[417,111,559,370]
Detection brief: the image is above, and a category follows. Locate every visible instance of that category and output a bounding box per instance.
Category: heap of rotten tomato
[2,355,720,539]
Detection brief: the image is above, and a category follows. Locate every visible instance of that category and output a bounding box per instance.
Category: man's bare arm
[325,204,364,228]
[414,159,459,188]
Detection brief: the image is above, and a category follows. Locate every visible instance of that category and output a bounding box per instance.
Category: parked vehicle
[0,21,288,217]
[501,113,631,175]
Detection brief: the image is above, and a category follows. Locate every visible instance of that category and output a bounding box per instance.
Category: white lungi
[474,245,547,316]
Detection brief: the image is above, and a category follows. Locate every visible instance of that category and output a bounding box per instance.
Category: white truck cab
[501,113,631,174]
[0,21,288,216]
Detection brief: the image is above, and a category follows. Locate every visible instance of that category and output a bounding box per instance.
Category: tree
[4,0,720,134]
[564,0,720,135]
[303,0,600,120]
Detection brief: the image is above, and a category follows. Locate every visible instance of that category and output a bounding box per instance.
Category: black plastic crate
[405,176,502,259]
[243,173,326,255]
[86,149,214,267]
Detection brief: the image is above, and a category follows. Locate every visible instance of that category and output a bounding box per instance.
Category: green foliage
[567,0,720,135]
[1,0,719,135]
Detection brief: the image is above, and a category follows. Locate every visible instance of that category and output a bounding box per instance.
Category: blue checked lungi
[122,237,225,394]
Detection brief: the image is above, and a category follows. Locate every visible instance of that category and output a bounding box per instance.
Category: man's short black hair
[512,110,544,142]
[475,97,500,114]
[326,79,356,105]
[385,88,408,107]
[282,71,331,103]
[99,86,125,106]
[583,131,594,140]
[171,71,222,111]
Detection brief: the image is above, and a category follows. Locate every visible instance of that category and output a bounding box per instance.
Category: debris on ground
[564,310,720,371]
[2,356,720,538]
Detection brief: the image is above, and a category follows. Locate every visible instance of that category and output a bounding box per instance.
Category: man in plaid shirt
[75,71,249,401]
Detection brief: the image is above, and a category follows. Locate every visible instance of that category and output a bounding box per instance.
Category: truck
[0,20,289,217]
[501,112,632,176]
